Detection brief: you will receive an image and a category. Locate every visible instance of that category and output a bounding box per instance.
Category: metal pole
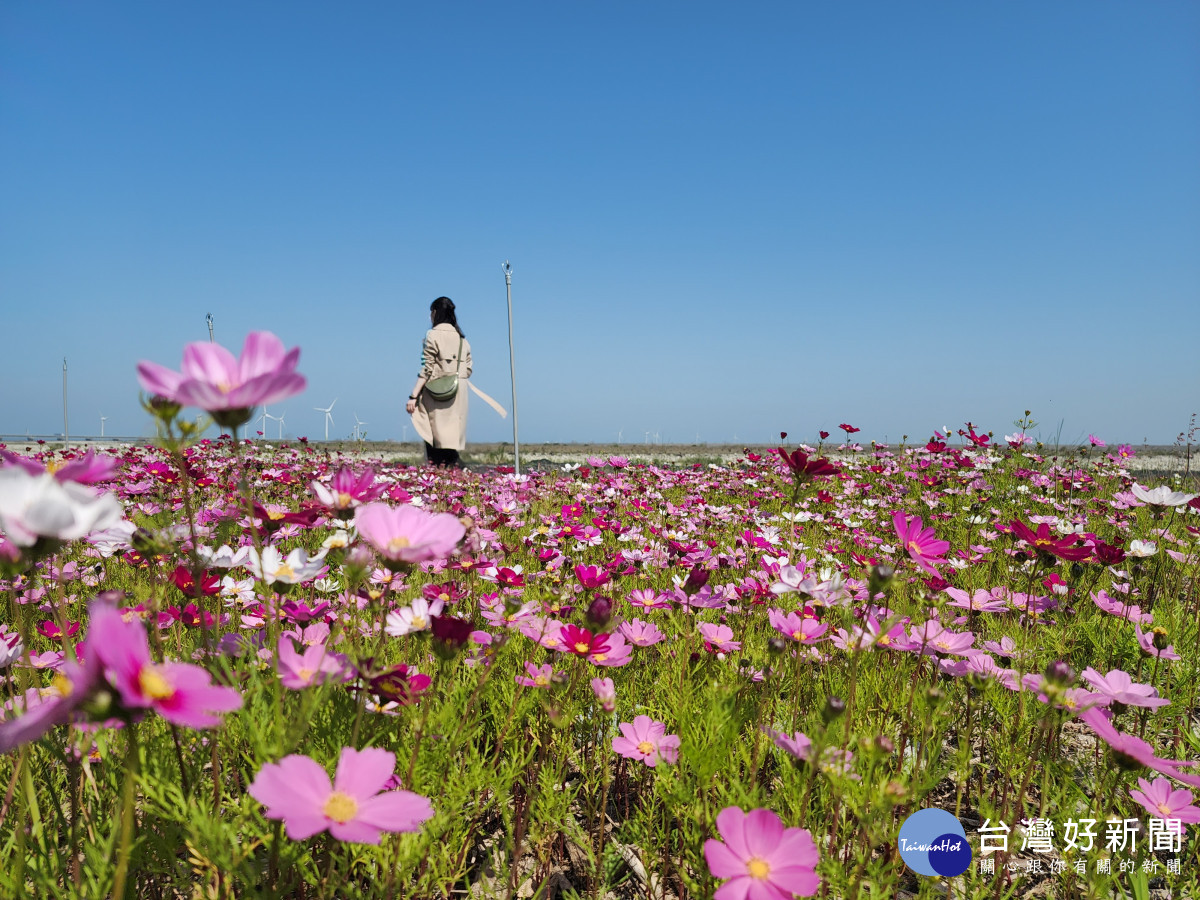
[503,261,520,475]
[62,358,68,448]
[206,313,215,343]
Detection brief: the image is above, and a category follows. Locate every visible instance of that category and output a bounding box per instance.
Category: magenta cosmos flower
[248,746,433,843]
[704,806,820,900]
[353,502,465,565]
[88,601,242,729]
[893,511,949,576]
[611,715,679,767]
[137,331,306,423]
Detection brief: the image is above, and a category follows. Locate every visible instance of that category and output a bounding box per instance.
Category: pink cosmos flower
[767,609,828,645]
[1129,777,1200,823]
[698,622,742,653]
[88,601,242,729]
[611,715,680,767]
[590,677,615,712]
[1077,707,1200,787]
[277,639,349,690]
[618,618,666,647]
[354,502,465,565]
[248,746,433,843]
[574,564,611,591]
[0,653,102,752]
[310,467,386,512]
[1,449,119,485]
[1135,625,1181,661]
[625,588,672,610]
[703,806,820,900]
[515,661,556,688]
[893,511,950,576]
[1080,668,1169,709]
[137,331,306,414]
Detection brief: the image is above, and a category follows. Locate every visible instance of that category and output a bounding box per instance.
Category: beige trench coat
[410,323,472,451]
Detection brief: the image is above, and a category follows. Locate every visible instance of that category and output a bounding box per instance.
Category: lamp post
[62,358,69,448]
[206,313,215,343]
[503,261,520,475]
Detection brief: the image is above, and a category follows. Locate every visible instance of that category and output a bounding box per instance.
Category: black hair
[430,296,464,336]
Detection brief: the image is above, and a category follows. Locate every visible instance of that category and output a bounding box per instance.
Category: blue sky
[2,2,1197,446]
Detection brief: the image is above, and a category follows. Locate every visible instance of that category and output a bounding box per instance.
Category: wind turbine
[263,410,281,439]
[314,399,337,441]
[256,406,270,437]
[275,412,286,440]
[99,414,107,438]
[353,413,367,442]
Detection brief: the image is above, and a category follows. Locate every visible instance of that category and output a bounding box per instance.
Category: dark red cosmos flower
[168,603,220,628]
[495,567,525,589]
[367,663,431,705]
[959,422,991,448]
[561,624,610,658]
[819,431,830,440]
[838,424,860,435]
[1009,520,1092,562]
[776,448,841,481]
[1089,540,1127,566]
[744,451,762,462]
[925,437,947,453]
[430,614,473,649]
[252,503,322,533]
[171,565,220,597]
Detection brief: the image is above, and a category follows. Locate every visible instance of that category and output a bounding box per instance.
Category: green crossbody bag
[423,335,463,402]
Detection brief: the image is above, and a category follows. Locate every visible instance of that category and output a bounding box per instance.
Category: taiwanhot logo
[897,808,972,877]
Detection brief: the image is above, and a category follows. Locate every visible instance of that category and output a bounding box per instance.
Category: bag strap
[453,335,463,376]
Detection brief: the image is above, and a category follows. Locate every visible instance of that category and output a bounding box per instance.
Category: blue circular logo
[897,809,971,877]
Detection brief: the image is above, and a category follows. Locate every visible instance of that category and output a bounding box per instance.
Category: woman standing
[407,297,472,467]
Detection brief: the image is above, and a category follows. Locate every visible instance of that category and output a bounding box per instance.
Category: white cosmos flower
[1131,484,1196,507]
[197,543,251,569]
[1128,540,1158,558]
[247,546,327,585]
[384,597,445,637]
[0,468,123,547]
[320,529,354,551]
[86,520,138,557]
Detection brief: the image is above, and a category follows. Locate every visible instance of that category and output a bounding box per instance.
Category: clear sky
[2,2,1198,447]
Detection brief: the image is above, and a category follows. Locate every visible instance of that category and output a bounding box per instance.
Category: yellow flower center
[593,653,608,662]
[298,667,314,683]
[637,740,655,755]
[534,676,549,687]
[337,492,353,507]
[1159,802,1172,816]
[747,858,771,880]
[275,563,295,580]
[388,537,412,553]
[438,593,450,602]
[139,666,175,700]
[323,791,359,823]
[574,642,591,654]
[45,459,63,474]
[267,510,285,520]
[412,616,427,630]
[41,674,73,699]
[908,540,922,554]
[792,630,804,641]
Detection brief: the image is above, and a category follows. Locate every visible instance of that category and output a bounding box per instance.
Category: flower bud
[1044,660,1074,687]
[585,596,612,629]
[868,564,895,597]
[767,637,787,656]
[821,695,846,725]
[682,565,709,595]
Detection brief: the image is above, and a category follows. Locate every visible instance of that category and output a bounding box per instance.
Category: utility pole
[62,358,69,447]
[503,261,520,475]
[206,313,215,343]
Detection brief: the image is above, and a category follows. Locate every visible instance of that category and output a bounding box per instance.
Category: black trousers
[424,442,461,467]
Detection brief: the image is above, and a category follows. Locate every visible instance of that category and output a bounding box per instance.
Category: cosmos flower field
[1,334,1198,899]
